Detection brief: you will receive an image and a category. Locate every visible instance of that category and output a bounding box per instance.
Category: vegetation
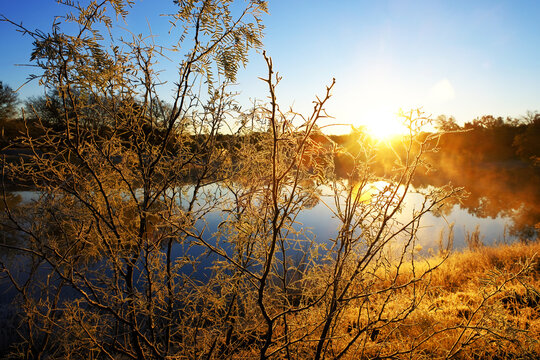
[0,82,18,120]
[347,240,540,359]
[0,1,538,359]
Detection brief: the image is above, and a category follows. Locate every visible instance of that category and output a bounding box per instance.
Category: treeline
[432,114,540,165]
[2,83,539,171]
[0,87,256,160]
[326,113,540,169]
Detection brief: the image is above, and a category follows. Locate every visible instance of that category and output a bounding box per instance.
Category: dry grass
[279,241,540,359]
[431,241,540,289]
[156,241,540,359]
[367,241,540,359]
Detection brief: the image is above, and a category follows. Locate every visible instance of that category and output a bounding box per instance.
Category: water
[292,157,540,252]
[411,159,540,244]
[2,160,539,254]
[181,158,539,258]
[293,182,522,254]
[1,160,538,305]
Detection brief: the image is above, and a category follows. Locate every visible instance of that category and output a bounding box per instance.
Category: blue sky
[2,0,540,133]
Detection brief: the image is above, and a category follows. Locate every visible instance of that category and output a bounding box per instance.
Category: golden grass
[227,241,540,359]
[431,241,540,289]
[310,241,540,359]
[374,241,540,359]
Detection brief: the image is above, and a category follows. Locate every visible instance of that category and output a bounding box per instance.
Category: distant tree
[0,82,18,120]
[463,115,520,130]
[504,115,522,127]
[434,114,460,131]
[464,115,503,129]
[514,114,540,163]
[520,110,539,125]
[24,92,63,126]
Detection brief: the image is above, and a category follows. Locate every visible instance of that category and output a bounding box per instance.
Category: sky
[1,0,540,134]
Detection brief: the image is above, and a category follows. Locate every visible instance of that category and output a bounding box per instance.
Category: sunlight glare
[360,109,408,140]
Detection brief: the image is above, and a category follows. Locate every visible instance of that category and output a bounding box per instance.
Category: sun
[360,109,408,140]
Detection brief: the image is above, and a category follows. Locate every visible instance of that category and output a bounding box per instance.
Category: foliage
[0,1,537,359]
[0,82,18,121]
[430,113,540,166]
[434,114,460,132]
[514,112,540,163]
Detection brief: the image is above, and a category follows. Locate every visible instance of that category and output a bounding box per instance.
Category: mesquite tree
[1,1,533,359]
[1,1,268,358]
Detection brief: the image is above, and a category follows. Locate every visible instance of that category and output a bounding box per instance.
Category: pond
[1,159,539,306]
[2,160,539,250]
[247,158,539,252]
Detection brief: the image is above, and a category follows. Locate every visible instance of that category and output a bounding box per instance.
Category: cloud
[429,78,455,104]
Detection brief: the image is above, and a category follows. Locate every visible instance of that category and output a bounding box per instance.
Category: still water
[1,160,539,306]
[2,160,539,254]
[172,158,537,255]
[245,158,539,251]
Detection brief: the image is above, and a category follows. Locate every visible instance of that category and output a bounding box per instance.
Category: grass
[353,241,540,359]
[272,241,540,359]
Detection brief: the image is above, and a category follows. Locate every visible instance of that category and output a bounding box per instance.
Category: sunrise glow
[360,109,408,140]
[1,1,540,358]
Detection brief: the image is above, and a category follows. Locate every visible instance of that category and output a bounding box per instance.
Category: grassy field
[255,240,540,360]
[337,241,540,359]
[1,236,538,359]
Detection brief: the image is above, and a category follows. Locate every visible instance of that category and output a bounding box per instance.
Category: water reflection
[1,164,538,309]
[0,192,25,257]
[1,160,538,264]
[412,158,540,240]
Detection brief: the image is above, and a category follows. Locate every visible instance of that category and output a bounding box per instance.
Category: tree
[1,1,269,358]
[434,114,460,132]
[463,115,513,130]
[514,113,540,164]
[0,82,23,142]
[0,82,18,121]
[24,91,65,127]
[1,1,535,359]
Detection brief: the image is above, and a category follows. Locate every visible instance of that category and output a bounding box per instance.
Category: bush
[1,1,536,359]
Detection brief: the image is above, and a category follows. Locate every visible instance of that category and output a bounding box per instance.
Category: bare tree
[1,1,268,358]
[1,1,535,359]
